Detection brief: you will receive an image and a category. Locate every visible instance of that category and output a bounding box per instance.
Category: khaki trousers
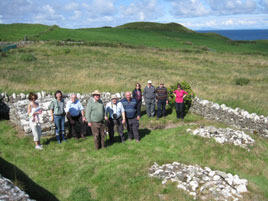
[91,122,105,150]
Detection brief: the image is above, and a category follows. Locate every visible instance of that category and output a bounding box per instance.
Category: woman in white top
[27,92,43,150]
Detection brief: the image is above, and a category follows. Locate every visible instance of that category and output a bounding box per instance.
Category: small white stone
[236,184,247,193]
[213,175,221,181]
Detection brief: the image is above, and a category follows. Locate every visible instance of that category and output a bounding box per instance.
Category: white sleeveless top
[29,102,40,123]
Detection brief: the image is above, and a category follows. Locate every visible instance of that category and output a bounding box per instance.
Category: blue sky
[1,0,268,30]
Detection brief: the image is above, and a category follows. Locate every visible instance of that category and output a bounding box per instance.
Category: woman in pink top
[173,83,188,119]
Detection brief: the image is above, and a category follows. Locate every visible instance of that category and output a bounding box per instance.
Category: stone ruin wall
[189,97,268,138]
[0,92,268,138]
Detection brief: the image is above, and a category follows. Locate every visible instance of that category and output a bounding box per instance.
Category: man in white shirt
[105,94,126,143]
[66,94,87,139]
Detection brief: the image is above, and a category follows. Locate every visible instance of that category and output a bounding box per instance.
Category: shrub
[235,77,250,86]
[64,48,70,54]
[167,81,194,114]
[183,41,193,46]
[20,53,37,62]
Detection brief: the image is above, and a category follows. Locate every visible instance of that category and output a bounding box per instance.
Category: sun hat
[111,94,117,100]
[92,90,101,96]
[148,80,152,84]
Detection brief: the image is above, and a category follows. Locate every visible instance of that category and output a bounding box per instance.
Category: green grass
[0,23,51,41]
[1,22,268,54]
[1,43,268,116]
[0,114,268,201]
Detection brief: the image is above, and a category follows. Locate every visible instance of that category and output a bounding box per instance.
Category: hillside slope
[0,22,268,53]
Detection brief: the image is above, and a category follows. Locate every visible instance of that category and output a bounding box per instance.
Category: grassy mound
[117,22,194,33]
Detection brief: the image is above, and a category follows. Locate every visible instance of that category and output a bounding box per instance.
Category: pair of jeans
[145,99,155,117]
[136,101,142,117]
[54,115,65,135]
[157,99,167,118]
[175,102,184,119]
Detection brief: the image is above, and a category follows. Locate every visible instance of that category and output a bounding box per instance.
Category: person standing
[49,90,66,144]
[143,80,156,117]
[155,83,168,119]
[173,83,188,119]
[105,95,126,143]
[27,92,43,150]
[66,94,87,139]
[86,90,105,150]
[132,83,142,117]
[121,91,140,142]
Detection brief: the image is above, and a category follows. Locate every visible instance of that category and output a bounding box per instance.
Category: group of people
[27,81,189,150]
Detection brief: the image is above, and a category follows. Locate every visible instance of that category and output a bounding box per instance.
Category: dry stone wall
[190,97,268,138]
[1,91,124,136]
[1,93,268,139]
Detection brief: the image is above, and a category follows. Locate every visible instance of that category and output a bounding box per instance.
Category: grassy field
[0,114,268,201]
[1,42,268,115]
[1,22,268,200]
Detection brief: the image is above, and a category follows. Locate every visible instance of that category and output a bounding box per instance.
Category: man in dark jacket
[143,80,156,117]
[121,91,140,142]
[155,83,168,119]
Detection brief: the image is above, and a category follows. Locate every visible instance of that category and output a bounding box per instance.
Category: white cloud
[120,0,163,21]
[34,4,64,24]
[0,15,3,23]
[180,15,268,29]
[82,0,116,16]
[170,0,210,17]
[64,2,80,11]
[207,0,257,15]
[70,10,82,20]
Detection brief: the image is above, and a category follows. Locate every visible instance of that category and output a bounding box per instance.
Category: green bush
[167,81,194,114]
[235,77,250,86]
[20,53,37,62]
[64,48,71,54]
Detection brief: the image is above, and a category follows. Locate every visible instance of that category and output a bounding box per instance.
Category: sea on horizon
[196,29,268,41]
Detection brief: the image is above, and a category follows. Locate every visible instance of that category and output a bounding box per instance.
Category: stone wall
[1,91,124,136]
[1,92,268,138]
[190,97,268,138]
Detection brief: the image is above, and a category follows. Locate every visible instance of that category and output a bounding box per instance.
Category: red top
[173,89,188,103]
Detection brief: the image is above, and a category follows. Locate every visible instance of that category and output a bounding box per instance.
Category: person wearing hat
[143,80,156,117]
[104,94,126,143]
[86,90,105,150]
[66,93,87,139]
[155,83,169,119]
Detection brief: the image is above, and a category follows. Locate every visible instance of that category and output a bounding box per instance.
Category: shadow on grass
[0,157,59,201]
[44,122,93,145]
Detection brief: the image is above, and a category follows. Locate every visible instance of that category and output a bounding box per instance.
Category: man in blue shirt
[66,94,87,139]
[121,91,140,142]
[105,94,126,143]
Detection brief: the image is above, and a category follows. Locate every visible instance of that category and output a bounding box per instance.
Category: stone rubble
[0,174,35,201]
[149,162,248,201]
[190,97,268,138]
[187,126,255,151]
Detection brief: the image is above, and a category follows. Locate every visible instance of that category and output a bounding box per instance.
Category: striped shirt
[121,98,139,119]
[156,87,168,100]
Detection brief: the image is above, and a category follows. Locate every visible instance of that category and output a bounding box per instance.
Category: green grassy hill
[1,22,268,54]
[0,23,51,41]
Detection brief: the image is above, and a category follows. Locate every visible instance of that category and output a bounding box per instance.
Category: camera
[113,114,117,119]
